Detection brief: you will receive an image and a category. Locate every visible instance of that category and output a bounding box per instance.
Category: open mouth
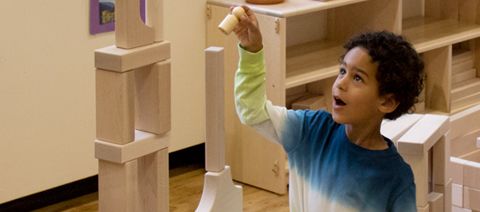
[334,96,346,106]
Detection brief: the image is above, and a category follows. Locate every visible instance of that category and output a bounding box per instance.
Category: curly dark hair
[342,31,424,120]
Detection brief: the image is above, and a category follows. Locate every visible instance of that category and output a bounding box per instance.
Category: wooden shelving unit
[207,0,480,199]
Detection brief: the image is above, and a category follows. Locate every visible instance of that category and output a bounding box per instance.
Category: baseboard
[0,143,205,211]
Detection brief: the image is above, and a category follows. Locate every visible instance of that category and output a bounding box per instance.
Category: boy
[232,6,424,212]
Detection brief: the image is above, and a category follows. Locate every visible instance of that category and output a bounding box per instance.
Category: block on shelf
[452,183,464,207]
[291,94,326,110]
[461,149,480,190]
[135,61,171,135]
[450,104,480,140]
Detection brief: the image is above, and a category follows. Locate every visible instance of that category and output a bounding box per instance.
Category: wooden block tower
[196,47,242,212]
[94,0,170,211]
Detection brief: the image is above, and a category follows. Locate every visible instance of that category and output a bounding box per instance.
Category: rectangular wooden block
[451,129,480,157]
[449,104,480,140]
[205,47,226,172]
[418,203,430,212]
[462,150,480,190]
[428,192,444,212]
[96,69,135,144]
[99,160,137,212]
[434,178,453,212]
[135,61,171,135]
[95,130,169,164]
[137,148,169,212]
[403,153,429,206]
[115,0,154,49]
[450,157,465,185]
[433,136,449,186]
[95,41,170,72]
[463,186,480,211]
[452,183,463,207]
[381,113,423,143]
[398,114,449,155]
[291,95,326,110]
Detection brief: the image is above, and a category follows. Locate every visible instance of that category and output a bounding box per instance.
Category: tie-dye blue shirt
[234,46,417,212]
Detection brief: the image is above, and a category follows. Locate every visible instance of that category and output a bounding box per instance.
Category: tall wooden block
[403,153,429,206]
[146,0,164,42]
[452,183,463,207]
[205,47,225,173]
[433,136,449,186]
[99,160,137,212]
[135,62,171,135]
[115,0,154,49]
[137,148,169,212]
[96,69,135,144]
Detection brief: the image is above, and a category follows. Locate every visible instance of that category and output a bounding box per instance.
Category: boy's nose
[334,76,347,91]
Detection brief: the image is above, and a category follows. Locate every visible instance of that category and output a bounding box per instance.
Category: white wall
[0,0,206,203]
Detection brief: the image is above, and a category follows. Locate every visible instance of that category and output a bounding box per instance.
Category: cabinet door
[207,5,287,194]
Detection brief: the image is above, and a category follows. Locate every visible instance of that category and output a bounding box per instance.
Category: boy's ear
[378,93,399,113]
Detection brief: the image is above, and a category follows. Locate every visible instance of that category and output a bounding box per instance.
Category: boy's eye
[354,74,363,82]
[339,68,346,75]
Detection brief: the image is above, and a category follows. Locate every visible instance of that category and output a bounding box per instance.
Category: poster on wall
[90,0,146,35]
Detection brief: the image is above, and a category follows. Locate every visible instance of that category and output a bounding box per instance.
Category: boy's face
[331,47,385,125]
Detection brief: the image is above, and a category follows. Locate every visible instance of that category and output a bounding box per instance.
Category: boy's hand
[232,6,263,53]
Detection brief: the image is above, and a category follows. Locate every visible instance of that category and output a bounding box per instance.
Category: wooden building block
[449,104,480,140]
[428,192,444,212]
[433,136,450,186]
[135,61,171,135]
[146,0,164,42]
[137,148,169,212]
[99,160,137,212]
[452,68,477,84]
[451,157,465,185]
[451,129,480,157]
[452,206,472,212]
[291,95,326,110]
[96,69,135,144]
[397,114,449,155]
[463,186,480,211]
[434,178,453,212]
[462,150,480,190]
[418,203,430,212]
[452,183,464,207]
[451,78,480,102]
[381,113,423,143]
[115,0,154,49]
[95,41,170,72]
[196,166,243,212]
[477,137,480,148]
[205,47,226,173]
[403,153,429,206]
[95,130,169,164]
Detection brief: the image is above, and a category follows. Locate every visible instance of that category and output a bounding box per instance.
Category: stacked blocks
[94,0,170,211]
[381,113,451,212]
[196,47,242,212]
[449,104,480,212]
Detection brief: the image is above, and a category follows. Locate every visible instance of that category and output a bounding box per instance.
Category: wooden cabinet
[206,0,480,194]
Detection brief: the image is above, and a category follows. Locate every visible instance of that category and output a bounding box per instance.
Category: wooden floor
[33,164,289,212]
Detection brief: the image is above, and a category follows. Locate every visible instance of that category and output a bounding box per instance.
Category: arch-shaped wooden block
[115,0,154,49]
[146,0,164,41]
